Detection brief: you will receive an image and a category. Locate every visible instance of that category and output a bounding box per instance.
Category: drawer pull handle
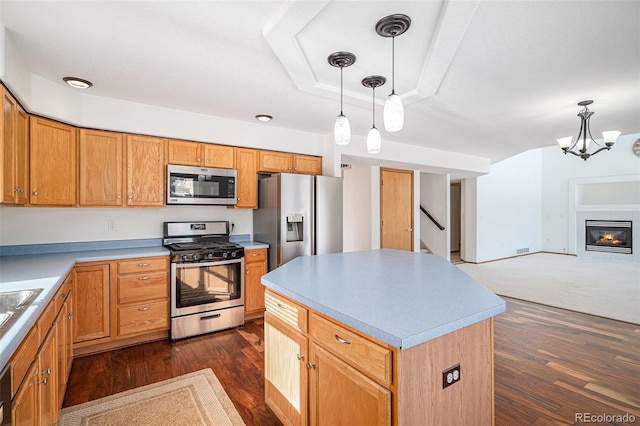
[58,294,66,299]
[138,276,150,280]
[277,303,288,310]
[38,378,48,385]
[251,253,259,257]
[138,307,150,311]
[201,314,221,321]
[66,312,73,320]
[335,334,351,345]
[138,263,150,267]
[297,354,304,360]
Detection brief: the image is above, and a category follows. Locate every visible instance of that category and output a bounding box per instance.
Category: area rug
[58,369,246,426]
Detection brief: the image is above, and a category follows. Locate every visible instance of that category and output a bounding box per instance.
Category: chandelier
[556,100,621,161]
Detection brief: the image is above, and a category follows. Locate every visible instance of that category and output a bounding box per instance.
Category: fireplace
[585,220,632,254]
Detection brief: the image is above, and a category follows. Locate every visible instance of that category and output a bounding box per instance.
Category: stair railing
[420,205,445,230]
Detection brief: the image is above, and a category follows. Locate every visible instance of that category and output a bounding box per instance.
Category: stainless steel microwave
[167,164,237,205]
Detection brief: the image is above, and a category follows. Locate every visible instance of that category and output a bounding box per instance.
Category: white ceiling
[2,0,639,163]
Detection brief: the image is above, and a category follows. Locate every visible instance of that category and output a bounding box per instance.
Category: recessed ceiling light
[63,77,93,89]
[255,114,273,122]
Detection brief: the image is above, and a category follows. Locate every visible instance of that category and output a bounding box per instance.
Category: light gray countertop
[0,246,169,368]
[261,249,506,350]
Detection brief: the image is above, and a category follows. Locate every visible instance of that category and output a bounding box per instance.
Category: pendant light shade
[367,127,382,154]
[328,52,356,146]
[334,114,351,146]
[362,75,386,154]
[383,92,404,132]
[376,14,411,132]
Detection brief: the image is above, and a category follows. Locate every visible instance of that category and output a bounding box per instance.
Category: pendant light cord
[340,66,344,115]
[372,86,376,127]
[391,35,396,94]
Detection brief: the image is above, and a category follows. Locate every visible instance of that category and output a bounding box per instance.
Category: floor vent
[517,247,530,255]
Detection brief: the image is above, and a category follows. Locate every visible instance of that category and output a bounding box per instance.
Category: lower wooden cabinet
[11,363,38,426]
[73,255,169,356]
[244,248,267,319]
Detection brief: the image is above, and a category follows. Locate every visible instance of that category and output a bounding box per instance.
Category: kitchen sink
[0,289,43,338]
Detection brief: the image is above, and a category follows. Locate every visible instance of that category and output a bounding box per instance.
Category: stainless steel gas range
[163,221,245,340]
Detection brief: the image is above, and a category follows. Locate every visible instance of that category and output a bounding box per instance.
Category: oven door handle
[172,258,243,268]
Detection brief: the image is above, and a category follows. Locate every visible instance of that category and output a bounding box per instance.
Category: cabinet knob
[128,195,133,199]
[33,190,39,196]
[197,158,202,162]
[251,253,259,257]
[116,194,122,199]
[38,378,48,385]
[246,270,250,274]
[297,354,304,360]
[42,368,51,375]
[59,294,66,299]
[306,362,315,369]
[66,312,73,320]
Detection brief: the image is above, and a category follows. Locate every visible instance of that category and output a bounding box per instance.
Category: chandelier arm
[586,125,604,148]
[589,146,611,157]
[566,149,583,157]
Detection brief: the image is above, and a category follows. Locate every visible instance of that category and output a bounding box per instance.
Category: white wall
[0,205,253,246]
[472,149,543,262]
[541,133,640,254]
[419,173,450,258]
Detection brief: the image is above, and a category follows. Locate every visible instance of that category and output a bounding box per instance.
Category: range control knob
[192,254,199,261]
[181,254,188,261]
[232,251,238,258]
[223,252,229,258]
[207,253,214,259]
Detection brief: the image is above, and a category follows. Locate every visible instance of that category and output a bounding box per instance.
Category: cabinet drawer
[117,271,169,304]
[245,248,267,263]
[117,300,169,336]
[310,313,392,385]
[9,325,39,397]
[265,290,307,333]
[117,257,168,275]
[37,301,55,342]
[54,282,71,313]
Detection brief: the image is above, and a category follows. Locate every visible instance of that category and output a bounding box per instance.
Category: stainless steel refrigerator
[254,173,343,271]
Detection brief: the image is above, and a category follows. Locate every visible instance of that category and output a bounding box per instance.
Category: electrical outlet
[107,220,117,231]
[442,364,461,389]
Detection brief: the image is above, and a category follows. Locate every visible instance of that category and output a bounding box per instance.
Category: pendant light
[376,14,411,132]
[556,100,621,161]
[328,52,356,146]
[362,75,386,154]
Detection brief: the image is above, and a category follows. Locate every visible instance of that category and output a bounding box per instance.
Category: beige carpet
[58,369,245,426]
[457,253,640,324]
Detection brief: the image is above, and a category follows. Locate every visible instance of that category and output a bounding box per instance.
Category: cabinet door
[11,363,38,426]
[30,117,77,205]
[15,105,30,204]
[235,148,258,209]
[294,155,322,175]
[244,252,267,315]
[264,315,308,426]
[126,135,165,206]
[203,144,234,168]
[73,264,110,343]
[55,308,67,408]
[259,150,292,173]
[79,129,124,206]
[38,327,57,426]
[167,139,202,166]
[1,88,17,203]
[309,343,391,426]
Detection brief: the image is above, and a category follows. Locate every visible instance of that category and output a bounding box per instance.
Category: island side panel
[397,318,494,425]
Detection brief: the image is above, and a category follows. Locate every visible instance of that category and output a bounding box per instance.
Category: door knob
[407,228,413,232]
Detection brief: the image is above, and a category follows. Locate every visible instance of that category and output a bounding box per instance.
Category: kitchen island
[261,249,505,426]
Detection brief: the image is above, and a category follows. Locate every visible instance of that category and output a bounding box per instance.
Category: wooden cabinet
[265,313,308,426]
[114,257,169,337]
[11,363,38,426]
[1,86,29,204]
[10,275,74,426]
[309,343,391,426]
[264,290,392,426]
[78,129,124,206]
[258,151,322,175]
[73,263,110,344]
[29,117,77,206]
[244,248,267,319]
[167,139,234,168]
[125,134,165,207]
[235,147,258,209]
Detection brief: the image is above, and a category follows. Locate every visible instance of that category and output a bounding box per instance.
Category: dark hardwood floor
[63,298,640,425]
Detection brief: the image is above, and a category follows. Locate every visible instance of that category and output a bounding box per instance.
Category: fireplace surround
[585,220,632,254]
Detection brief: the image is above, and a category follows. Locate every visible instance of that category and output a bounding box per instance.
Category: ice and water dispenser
[286,213,304,242]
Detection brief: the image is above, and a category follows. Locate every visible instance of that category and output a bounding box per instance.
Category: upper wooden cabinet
[30,117,77,206]
[79,129,124,206]
[235,148,258,209]
[258,150,322,175]
[167,139,234,169]
[126,134,165,207]
[1,87,29,204]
